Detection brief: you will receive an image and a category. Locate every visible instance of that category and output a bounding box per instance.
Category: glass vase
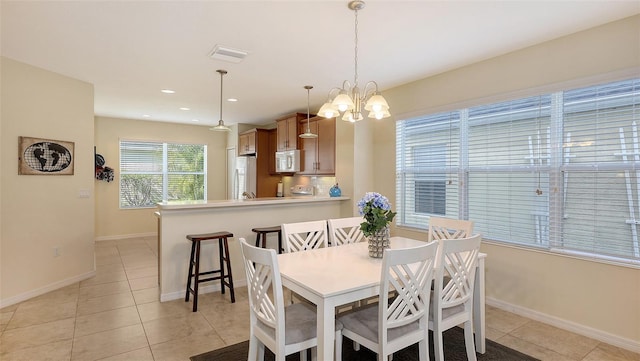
[367,225,390,258]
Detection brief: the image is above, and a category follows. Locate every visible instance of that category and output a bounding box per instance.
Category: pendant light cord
[307,87,311,131]
[219,71,224,122]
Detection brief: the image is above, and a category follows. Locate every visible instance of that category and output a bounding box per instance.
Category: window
[119,141,207,208]
[396,78,640,265]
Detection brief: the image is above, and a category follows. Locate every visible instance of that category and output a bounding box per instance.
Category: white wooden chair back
[282,220,328,253]
[338,241,438,361]
[427,216,474,243]
[380,242,437,345]
[430,234,481,361]
[240,238,284,335]
[327,216,366,246]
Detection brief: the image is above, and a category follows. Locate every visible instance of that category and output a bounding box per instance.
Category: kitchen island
[156,196,350,302]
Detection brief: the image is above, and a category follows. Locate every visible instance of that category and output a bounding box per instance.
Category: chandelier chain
[354,7,359,88]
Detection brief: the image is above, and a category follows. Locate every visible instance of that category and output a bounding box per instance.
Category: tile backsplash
[280,175,337,197]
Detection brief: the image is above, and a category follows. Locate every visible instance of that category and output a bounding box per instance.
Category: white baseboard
[95,232,157,242]
[161,278,247,302]
[0,271,96,309]
[487,297,640,354]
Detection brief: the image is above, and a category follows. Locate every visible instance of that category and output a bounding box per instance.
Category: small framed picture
[18,136,75,175]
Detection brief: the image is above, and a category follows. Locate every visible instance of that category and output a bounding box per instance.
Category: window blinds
[120,141,207,208]
[396,78,640,264]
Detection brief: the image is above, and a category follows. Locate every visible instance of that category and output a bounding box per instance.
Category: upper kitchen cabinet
[298,116,336,175]
[276,113,307,151]
[268,128,278,175]
[238,129,257,155]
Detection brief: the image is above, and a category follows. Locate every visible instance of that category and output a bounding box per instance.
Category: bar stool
[185,231,235,312]
[251,225,283,254]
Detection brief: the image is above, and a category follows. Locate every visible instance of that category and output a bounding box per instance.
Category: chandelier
[317,0,390,122]
[210,69,231,132]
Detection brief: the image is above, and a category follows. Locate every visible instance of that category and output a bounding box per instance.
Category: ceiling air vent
[209,45,249,63]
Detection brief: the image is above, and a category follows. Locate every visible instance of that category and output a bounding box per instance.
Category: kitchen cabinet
[240,129,280,197]
[238,129,257,155]
[268,128,278,175]
[276,113,307,151]
[298,116,335,175]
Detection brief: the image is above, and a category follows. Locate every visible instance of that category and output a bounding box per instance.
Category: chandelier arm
[362,81,380,100]
[341,80,352,92]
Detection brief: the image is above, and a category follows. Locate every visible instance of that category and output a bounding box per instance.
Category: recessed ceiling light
[227,98,238,102]
[161,89,175,94]
[143,114,151,117]
[192,119,199,122]
[180,107,190,111]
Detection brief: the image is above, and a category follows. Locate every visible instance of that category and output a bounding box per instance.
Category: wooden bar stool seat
[185,231,235,312]
[251,225,283,254]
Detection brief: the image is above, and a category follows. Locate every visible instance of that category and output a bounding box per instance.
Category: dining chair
[239,238,342,361]
[427,216,474,243]
[337,241,438,361]
[429,234,482,361]
[327,216,366,246]
[282,220,329,253]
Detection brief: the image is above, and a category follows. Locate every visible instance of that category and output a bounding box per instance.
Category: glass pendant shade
[210,119,231,131]
[318,102,340,118]
[332,92,355,112]
[364,93,390,113]
[342,111,364,122]
[367,108,391,120]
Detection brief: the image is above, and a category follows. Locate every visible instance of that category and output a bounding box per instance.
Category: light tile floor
[1,236,638,361]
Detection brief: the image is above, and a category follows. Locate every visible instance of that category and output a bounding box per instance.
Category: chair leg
[464,320,477,361]
[254,232,262,248]
[433,327,444,361]
[192,241,201,312]
[335,330,343,361]
[218,239,225,295]
[185,241,196,302]
[248,335,259,361]
[221,237,236,303]
[418,337,427,361]
[257,342,265,361]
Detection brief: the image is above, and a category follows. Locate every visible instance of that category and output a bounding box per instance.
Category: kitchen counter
[156,195,350,301]
[157,196,350,210]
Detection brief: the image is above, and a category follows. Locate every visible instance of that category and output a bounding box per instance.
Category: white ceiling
[2,1,639,128]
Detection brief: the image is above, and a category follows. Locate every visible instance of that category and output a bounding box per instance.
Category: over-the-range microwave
[275,150,301,173]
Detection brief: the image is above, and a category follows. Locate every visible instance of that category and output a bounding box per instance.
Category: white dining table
[277,236,487,361]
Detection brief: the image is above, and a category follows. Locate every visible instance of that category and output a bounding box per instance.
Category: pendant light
[299,85,318,139]
[209,69,231,132]
[317,0,390,122]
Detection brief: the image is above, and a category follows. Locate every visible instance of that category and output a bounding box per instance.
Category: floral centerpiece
[358,192,396,258]
[358,192,397,236]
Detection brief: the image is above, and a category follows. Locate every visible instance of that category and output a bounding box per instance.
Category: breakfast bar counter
[156,196,350,302]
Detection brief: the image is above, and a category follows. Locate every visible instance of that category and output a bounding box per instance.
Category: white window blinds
[396,78,640,265]
[120,141,207,208]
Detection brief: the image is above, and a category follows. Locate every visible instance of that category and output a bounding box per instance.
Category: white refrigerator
[227,149,257,200]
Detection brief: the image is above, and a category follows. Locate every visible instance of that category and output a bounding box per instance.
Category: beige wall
[371,15,640,347]
[94,116,228,240]
[1,57,95,305]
